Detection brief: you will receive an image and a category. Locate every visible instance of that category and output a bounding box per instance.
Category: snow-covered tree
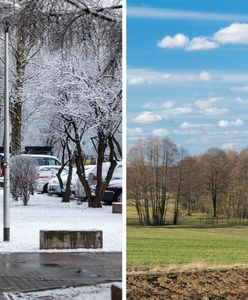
[0,0,122,207]
[35,30,122,207]
[0,0,121,153]
[0,33,42,153]
[10,155,38,205]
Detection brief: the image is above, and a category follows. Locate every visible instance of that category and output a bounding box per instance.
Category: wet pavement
[0,252,122,297]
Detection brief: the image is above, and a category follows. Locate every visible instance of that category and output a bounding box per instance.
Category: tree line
[127,138,248,226]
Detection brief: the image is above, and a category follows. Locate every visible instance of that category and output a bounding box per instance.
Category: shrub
[10,156,38,206]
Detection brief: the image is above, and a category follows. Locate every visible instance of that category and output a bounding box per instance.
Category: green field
[127,204,248,269]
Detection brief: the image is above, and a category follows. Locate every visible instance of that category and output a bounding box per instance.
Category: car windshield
[30,157,61,166]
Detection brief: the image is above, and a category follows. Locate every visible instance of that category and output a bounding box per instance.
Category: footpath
[0,252,122,299]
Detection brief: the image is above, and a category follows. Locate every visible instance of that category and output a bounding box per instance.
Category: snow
[5,282,121,300]
[0,190,122,252]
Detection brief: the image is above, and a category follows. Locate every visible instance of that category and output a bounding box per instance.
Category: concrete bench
[40,230,103,249]
[111,284,122,300]
[112,202,122,214]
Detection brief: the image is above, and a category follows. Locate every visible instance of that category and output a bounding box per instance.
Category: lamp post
[3,23,9,241]
[0,0,20,241]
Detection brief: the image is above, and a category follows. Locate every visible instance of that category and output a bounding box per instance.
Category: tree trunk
[187,195,191,216]
[62,157,73,202]
[93,132,106,208]
[11,34,26,154]
[212,193,217,218]
[93,133,118,208]
[72,122,93,204]
[173,170,182,225]
[11,102,22,154]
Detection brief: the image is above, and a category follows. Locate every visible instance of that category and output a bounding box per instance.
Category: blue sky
[127,1,248,154]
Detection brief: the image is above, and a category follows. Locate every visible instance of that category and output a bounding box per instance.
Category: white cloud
[143,103,159,110]
[232,118,244,126]
[162,107,193,117]
[127,68,248,86]
[195,97,222,109]
[218,120,230,127]
[127,6,248,22]
[173,129,200,135]
[186,131,248,147]
[187,37,219,51]
[230,85,248,92]
[158,34,189,48]
[222,74,248,82]
[213,23,248,44]
[127,127,143,136]
[204,108,229,116]
[180,122,197,129]
[127,77,145,85]
[158,35,218,51]
[180,122,213,129]
[152,128,169,136]
[133,111,162,123]
[162,101,174,109]
[127,68,216,85]
[235,97,248,104]
[199,71,212,81]
[222,143,237,150]
[218,118,244,127]
[157,23,248,54]
[143,100,174,110]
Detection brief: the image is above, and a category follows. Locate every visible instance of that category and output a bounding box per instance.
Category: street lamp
[0,0,20,241]
[3,22,9,241]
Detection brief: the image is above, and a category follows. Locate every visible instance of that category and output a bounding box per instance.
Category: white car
[75,161,122,198]
[21,154,61,193]
[48,165,96,197]
[21,154,61,167]
[35,165,65,193]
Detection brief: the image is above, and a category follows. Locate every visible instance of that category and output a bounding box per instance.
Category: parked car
[20,155,61,193]
[21,154,61,167]
[36,165,64,193]
[1,154,62,191]
[48,165,96,197]
[102,178,122,204]
[75,161,122,199]
[48,167,79,196]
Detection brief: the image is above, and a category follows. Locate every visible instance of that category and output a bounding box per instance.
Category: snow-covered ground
[5,283,120,300]
[0,190,122,252]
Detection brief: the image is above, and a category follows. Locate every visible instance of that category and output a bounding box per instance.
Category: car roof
[22,154,59,159]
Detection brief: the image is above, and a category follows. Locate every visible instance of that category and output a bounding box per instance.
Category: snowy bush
[10,156,38,206]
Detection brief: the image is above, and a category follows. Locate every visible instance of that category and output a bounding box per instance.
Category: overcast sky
[127,0,248,154]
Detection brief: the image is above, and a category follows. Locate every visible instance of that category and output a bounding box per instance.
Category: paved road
[0,252,121,298]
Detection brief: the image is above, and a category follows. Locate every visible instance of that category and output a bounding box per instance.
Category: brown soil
[127,269,248,299]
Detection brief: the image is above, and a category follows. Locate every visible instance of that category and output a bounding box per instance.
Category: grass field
[127,204,248,269]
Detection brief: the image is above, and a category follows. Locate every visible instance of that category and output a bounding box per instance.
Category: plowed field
[127,269,248,299]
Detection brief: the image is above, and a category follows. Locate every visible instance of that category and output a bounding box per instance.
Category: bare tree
[170,147,188,225]
[10,155,38,206]
[128,138,178,226]
[200,148,229,218]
